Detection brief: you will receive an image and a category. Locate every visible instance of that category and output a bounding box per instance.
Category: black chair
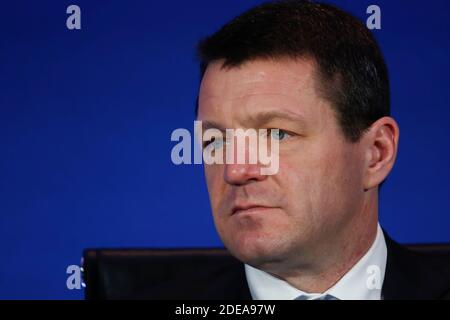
[82,244,450,300]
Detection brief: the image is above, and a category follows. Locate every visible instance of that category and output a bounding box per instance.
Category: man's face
[197,58,367,269]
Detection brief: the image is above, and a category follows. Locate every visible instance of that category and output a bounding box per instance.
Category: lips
[231,204,277,215]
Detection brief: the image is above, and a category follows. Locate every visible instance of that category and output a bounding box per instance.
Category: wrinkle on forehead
[199,58,317,103]
[197,58,333,134]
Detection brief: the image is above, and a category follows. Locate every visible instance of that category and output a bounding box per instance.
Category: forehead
[197,58,322,122]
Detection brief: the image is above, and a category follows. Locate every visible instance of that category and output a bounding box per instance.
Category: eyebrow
[201,120,226,132]
[200,110,307,131]
[247,110,307,127]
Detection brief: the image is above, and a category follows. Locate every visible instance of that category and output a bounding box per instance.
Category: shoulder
[382,230,450,300]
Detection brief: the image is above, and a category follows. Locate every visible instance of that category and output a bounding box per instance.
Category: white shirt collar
[245,223,387,300]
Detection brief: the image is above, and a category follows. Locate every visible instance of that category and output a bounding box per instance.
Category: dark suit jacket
[83,231,450,300]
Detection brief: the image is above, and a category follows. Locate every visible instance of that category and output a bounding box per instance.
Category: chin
[224,231,288,265]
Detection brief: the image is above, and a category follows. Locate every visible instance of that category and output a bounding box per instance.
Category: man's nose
[221,132,270,185]
[224,162,267,186]
[223,137,268,185]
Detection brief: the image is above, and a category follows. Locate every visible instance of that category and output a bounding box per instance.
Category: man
[192,0,450,300]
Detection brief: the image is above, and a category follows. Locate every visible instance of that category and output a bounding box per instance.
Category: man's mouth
[231,204,278,216]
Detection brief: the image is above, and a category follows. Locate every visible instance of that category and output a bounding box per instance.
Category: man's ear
[362,116,400,190]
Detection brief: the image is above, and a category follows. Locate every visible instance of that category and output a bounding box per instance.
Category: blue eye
[211,138,224,149]
[203,137,225,149]
[270,129,291,141]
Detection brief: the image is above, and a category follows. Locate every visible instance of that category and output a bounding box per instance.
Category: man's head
[196,1,399,274]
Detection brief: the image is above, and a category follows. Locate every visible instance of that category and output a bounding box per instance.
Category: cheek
[204,165,215,190]
[279,144,333,193]
[277,158,316,219]
[204,165,225,209]
[303,143,363,218]
[279,141,360,214]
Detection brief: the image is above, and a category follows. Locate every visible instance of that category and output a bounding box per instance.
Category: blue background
[1,0,449,299]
